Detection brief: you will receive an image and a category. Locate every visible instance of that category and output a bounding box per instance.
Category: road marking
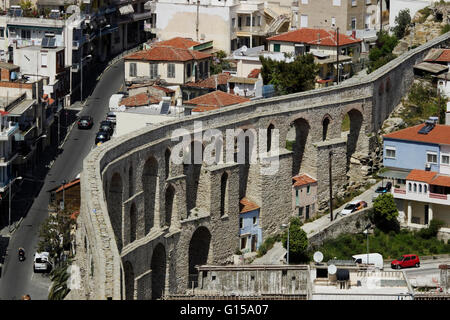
[31,272,34,281]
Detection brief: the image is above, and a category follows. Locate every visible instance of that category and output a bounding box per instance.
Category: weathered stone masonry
[69,33,450,300]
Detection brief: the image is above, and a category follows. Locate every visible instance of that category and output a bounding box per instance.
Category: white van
[33,252,53,273]
[352,253,384,270]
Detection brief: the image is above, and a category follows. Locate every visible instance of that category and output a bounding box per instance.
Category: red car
[391,254,420,269]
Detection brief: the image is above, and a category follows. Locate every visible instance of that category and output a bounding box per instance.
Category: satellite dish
[328,264,337,275]
[313,251,323,263]
[241,45,248,53]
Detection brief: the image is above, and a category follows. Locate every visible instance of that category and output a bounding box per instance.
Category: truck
[33,252,53,273]
[352,253,384,270]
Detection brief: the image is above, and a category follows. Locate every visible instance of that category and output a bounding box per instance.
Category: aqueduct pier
[68,33,450,299]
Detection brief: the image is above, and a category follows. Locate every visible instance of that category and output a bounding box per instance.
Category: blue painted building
[239,197,262,253]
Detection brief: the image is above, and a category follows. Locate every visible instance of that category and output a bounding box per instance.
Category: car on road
[33,252,52,273]
[373,182,392,200]
[106,112,116,124]
[95,131,110,145]
[77,115,93,129]
[99,120,114,136]
[340,199,367,216]
[391,254,420,269]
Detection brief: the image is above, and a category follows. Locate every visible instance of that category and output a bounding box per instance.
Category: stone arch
[343,108,364,168]
[129,202,137,243]
[220,171,229,217]
[107,172,123,251]
[188,226,212,289]
[184,139,204,215]
[123,261,135,300]
[164,184,176,227]
[151,243,167,300]
[165,148,171,180]
[322,114,332,141]
[267,123,275,152]
[128,165,134,198]
[235,128,257,199]
[286,117,311,176]
[142,156,159,234]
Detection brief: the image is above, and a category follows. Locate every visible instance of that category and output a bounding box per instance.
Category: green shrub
[418,219,445,239]
[441,24,450,35]
[257,234,281,257]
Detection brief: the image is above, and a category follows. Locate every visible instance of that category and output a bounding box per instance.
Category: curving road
[0,60,124,300]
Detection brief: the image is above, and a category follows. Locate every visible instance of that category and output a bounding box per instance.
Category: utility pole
[329,150,333,221]
[336,27,339,85]
[380,0,383,33]
[196,0,200,42]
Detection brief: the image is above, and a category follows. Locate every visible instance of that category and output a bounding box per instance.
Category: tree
[393,9,411,39]
[281,217,309,263]
[210,50,230,75]
[260,53,319,95]
[372,193,399,232]
[367,31,398,73]
[418,219,445,239]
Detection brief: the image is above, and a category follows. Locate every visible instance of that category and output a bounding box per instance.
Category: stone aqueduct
[68,34,450,300]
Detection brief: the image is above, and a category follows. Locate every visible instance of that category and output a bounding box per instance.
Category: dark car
[106,112,116,124]
[77,115,93,129]
[391,254,420,269]
[95,131,110,145]
[373,182,392,200]
[99,120,114,136]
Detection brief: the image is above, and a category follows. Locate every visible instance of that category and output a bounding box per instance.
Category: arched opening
[165,184,175,227]
[128,165,134,197]
[188,226,212,289]
[220,172,228,217]
[142,157,158,234]
[286,118,310,176]
[267,124,274,152]
[107,172,123,251]
[151,243,166,300]
[184,140,203,215]
[129,202,137,243]
[123,261,135,300]
[165,148,171,180]
[322,117,330,141]
[236,129,256,199]
[343,109,363,169]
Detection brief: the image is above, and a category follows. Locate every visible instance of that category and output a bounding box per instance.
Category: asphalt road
[0,60,124,300]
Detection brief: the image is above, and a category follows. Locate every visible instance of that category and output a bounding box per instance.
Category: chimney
[446,101,450,125]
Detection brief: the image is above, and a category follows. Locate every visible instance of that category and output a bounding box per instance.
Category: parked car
[95,131,110,145]
[106,112,116,124]
[77,115,93,129]
[99,120,114,136]
[33,252,52,273]
[373,182,393,200]
[340,199,366,216]
[391,254,420,269]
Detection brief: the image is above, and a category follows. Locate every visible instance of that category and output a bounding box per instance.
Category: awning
[119,4,134,15]
[414,62,448,74]
[7,99,36,116]
[378,169,410,180]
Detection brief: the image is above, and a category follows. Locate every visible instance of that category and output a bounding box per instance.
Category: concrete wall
[70,32,450,300]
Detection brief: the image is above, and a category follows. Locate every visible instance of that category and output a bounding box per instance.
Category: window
[427,152,438,164]
[41,53,48,67]
[129,63,137,77]
[413,183,417,192]
[0,28,4,39]
[239,218,243,229]
[351,17,357,30]
[366,0,371,4]
[419,184,422,193]
[442,155,450,165]
[424,185,428,193]
[301,0,308,3]
[332,0,341,6]
[253,216,257,225]
[365,14,370,29]
[352,0,357,6]
[150,63,158,79]
[257,16,261,26]
[306,185,311,194]
[232,18,236,28]
[246,16,251,26]
[331,17,336,27]
[300,14,308,28]
[273,43,280,52]
[167,63,175,78]
[298,207,303,217]
[240,237,247,250]
[186,63,192,78]
[385,147,396,159]
[408,183,412,192]
[21,29,31,39]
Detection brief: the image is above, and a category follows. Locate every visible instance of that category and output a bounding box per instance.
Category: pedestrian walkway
[251,242,286,265]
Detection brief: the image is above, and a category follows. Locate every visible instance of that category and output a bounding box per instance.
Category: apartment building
[381,118,450,235]
[292,173,318,221]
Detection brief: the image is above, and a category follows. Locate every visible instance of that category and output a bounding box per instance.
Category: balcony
[393,187,450,206]
[0,123,19,141]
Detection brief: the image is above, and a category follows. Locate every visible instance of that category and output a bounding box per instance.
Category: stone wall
[70,32,450,300]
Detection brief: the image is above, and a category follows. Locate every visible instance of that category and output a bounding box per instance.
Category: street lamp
[80,54,92,102]
[99,24,111,62]
[281,223,290,265]
[8,176,22,232]
[364,223,372,267]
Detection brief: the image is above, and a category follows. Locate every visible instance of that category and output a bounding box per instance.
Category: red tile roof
[292,174,317,187]
[406,169,450,187]
[155,37,201,50]
[55,179,80,193]
[120,93,161,107]
[384,124,450,145]
[127,83,175,94]
[248,68,261,78]
[436,50,450,62]
[125,46,212,62]
[185,90,250,109]
[184,73,232,89]
[152,85,175,94]
[192,106,220,112]
[424,49,450,63]
[267,28,361,46]
[240,197,260,214]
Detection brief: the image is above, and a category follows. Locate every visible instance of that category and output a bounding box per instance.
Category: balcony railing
[429,193,448,200]
[394,188,406,194]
